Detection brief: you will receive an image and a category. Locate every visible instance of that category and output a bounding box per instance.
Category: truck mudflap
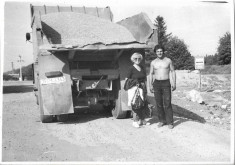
[38,51,74,116]
[39,76,74,115]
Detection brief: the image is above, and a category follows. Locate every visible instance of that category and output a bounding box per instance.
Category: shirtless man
[149,45,176,129]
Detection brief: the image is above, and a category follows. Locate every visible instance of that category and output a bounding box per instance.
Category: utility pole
[11,62,15,74]
[18,55,23,81]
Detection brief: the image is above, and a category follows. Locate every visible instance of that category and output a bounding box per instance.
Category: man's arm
[149,61,154,93]
[169,59,176,91]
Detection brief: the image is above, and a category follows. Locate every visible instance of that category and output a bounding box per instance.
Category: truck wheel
[39,93,53,123]
[103,105,111,111]
[40,115,53,123]
[126,111,133,118]
[56,114,69,122]
[112,91,127,119]
[103,101,114,113]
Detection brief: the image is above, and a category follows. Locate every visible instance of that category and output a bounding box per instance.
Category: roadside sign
[195,56,205,70]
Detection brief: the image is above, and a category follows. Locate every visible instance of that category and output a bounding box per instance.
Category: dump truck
[27,4,157,123]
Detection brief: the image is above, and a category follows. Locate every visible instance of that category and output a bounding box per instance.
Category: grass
[201,65,231,74]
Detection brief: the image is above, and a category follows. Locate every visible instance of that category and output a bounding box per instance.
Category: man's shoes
[157,122,166,128]
[168,124,174,129]
[132,122,140,128]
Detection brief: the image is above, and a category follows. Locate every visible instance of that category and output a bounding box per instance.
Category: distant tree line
[146,15,231,70]
[205,54,219,65]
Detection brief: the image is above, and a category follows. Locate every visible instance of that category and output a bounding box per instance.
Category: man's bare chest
[153,60,170,69]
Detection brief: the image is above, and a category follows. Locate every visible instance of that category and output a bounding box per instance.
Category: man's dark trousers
[153,79,173,125]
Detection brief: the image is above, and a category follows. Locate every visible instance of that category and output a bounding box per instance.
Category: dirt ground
[1,72,233,163]
[171,71,231,130]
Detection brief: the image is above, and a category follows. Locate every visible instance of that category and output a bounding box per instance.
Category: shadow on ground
[147,95,206,127]
[3,85,34,94]
[57,105,114,124]
[57,101,206,128]
[148,115,194,128]
[172,104,206,123]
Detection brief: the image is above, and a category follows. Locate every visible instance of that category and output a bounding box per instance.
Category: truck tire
[112,91,127,119]
[40,115,53,123]
[126,111,133,118]
[103,101,114,114]
[38,88,53,123]
[56,114,69,122]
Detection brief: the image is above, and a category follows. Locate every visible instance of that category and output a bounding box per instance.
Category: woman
[126,52,150,128]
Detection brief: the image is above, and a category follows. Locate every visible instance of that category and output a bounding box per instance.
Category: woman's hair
[154,45,165,53]
[130,52,143,62]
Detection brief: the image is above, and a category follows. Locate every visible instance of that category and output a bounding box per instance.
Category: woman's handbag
[131,87,145,110]
[124,79,139,91]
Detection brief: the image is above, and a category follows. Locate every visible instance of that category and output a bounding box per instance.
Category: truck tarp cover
[117,12,158,46]
[40,12,146,49]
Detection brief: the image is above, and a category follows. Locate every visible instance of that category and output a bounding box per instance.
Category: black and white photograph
[1,0,234,164]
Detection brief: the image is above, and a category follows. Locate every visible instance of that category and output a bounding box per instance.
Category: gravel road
[2,81,232,163]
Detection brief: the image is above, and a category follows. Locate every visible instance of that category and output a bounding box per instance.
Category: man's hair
[154,45,165,52]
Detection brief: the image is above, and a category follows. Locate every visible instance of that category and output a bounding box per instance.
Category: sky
[1,0,233,72]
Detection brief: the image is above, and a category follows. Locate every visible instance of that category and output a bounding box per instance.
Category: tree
[154,16,172,47]
[205,54,219,65]
[217,32,231,65]
[153,16,194,70]
[3,64,33,80]
[166,36,194,70]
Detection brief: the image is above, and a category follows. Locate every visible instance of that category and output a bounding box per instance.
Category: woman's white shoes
[132,122,140,128]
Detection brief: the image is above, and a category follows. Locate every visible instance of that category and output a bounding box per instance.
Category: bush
[3,74,19,81]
